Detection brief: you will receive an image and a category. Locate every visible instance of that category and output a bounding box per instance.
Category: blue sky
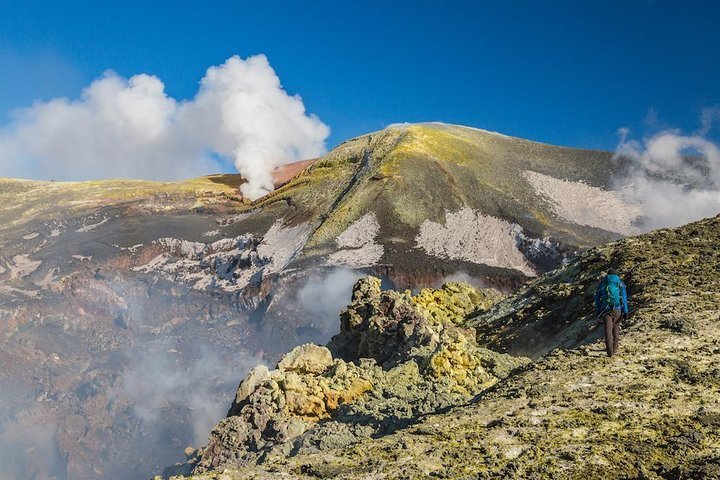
[1,0,718,155]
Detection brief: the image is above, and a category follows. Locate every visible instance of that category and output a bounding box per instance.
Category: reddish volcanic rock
[271,158,317,189]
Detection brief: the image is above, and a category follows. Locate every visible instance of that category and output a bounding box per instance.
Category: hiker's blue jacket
[594,274,629,316]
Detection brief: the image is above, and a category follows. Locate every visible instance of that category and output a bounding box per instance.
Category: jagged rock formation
[172,216,720,479]
[0,123,642,479]
[188,279,527,473]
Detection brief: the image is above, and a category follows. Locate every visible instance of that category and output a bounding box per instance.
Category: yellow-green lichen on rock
[184,277,527,475]
[172,216,720,480]
[412,281,502,326]
[0,175,248,230]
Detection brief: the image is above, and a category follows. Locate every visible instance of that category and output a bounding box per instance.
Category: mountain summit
[0,123,641,479]
[256,122,637,284]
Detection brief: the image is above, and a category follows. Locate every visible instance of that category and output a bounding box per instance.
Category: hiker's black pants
[603,309,622,357]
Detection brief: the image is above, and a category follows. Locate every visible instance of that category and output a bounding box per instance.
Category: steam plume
[296,268,364,339]
[120,343,263,444]
[0,55,330,200]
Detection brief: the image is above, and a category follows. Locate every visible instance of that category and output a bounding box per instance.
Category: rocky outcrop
[174,215,720,480]
[190,278,528,473]
[0,123,640,479]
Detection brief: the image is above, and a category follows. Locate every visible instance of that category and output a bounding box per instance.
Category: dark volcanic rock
[0,123,638,479]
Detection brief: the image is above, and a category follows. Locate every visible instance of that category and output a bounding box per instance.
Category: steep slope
[0,123,640,479]
[173,215,720,479]
[271,123,635,284]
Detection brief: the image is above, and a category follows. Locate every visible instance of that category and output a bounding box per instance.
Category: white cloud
[614,126,720,230]
[0,55,330,199]
[699,106,720,136]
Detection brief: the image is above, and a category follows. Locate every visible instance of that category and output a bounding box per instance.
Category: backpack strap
[620,282,629,314]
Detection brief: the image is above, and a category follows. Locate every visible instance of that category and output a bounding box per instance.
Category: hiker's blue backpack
[595,274,628,315]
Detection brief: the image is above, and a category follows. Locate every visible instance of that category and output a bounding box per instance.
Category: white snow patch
[416,207,536,276]
[327,213,384,268]
[208,237,240,251]
[335,213,381,249]
[71,255,92,263]
[156,238,207,259]
[76,216,109,232]
[257,220,312,274]
[523,170,641,235]
[7,255,43,280]
[131,221,310,292]
[22,232,40,240]
[133,254,170,272]
[203,230,221,238]
[50,228,63,237]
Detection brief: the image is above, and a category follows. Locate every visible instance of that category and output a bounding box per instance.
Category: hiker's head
[607,268,618,276]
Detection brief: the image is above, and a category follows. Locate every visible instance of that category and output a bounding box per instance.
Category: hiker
[594,268,629,357]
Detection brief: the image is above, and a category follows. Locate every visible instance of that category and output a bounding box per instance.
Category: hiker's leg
[604,313,614,357]
[612,311,621,353]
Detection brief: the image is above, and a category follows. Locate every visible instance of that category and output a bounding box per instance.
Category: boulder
[277,344,333,375]
[233,365,271,407]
